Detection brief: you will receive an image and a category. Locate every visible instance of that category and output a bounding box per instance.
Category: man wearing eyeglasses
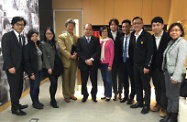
[1,16,27,116]
[129,16,154,114]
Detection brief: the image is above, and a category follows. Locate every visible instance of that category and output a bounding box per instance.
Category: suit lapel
[11,31,21,48]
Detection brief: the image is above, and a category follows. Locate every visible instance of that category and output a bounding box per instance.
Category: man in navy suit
[76,23,101,103]
[1,16,28,116]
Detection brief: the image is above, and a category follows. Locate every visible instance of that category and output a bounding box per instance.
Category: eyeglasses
[15,23,25,27]
[132,22,142,25]
[170,29,181,32]
[45,33,53,35]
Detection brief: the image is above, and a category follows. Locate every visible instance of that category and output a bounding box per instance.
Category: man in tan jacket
[58,19,78,103]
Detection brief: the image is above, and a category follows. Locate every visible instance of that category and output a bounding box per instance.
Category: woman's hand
[171,80,177,84]
[8,67,16,74]
[48,68,52,74]
[108,67,112,71]
[30,73,35,80]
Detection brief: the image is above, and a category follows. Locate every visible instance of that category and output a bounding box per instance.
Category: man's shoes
[19,104,28,109]
[159,108,167,118]
[82,94,89,103]
[50,101,59,108]
[12,109,27,116]
[70,96,77,100]
[130,102,143,108]
[127,99,134,105]
[65,97,70,103]
[92,99,97,103]
[141,106,150,114]
[120,97,128,103]
[101,97,106,100]
[118,94,122,100]
[113,93,117,101]
[32,102,44,109]
[151,103,160,112]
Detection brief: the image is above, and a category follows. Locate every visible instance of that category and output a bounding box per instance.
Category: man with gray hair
[58,18,78,103]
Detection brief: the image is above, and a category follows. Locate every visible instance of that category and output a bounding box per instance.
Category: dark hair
[109,18,119,26]
[132,16,143,23]
[99,26,109,36]
[27,29,39,41]
[65,18,75,27]
[121,19,131,25]
[43,27,55,42]
[3,18,10,29]
[11,16,26,26]
[151,16,164,24]
[168,22,185,37]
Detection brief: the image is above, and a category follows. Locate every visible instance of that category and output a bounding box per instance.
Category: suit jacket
[58,32,78,68]
[151,31,169,70]
[162,37,187,82]
[1,31,25,71]
[76,35,101,71]
[129,29,154,69]
[108,30,123,63]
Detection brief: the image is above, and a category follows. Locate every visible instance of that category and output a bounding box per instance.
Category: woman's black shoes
[50,101,59,108]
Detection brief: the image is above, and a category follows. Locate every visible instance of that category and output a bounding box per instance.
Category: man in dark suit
[150,17,169,118]
[76,23,101,102]
[108,18,123,101]
[129,16,154,114]
[119,19,135,104]
[1,16,27,116]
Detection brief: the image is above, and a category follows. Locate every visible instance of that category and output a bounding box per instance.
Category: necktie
[87,38,90,44]
[123,37,127,62]
[18,34,22,46]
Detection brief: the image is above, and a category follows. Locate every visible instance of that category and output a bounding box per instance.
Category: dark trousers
[29,70,42,103]
[48,74,58,101]
[165,71,181,113]
[81,68,98,99]
[112,62,123,94]
[6,69,23,109]
[121,59,135,100]
[134,65,151,106]
[151,68,167,109]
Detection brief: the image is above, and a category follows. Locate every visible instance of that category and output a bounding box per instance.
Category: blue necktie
[123,37,127,62]
[87,38,90,44]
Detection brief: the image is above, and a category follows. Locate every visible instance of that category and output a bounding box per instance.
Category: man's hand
[70,52,77,60]
[171,80,177,84]
[8,67,16,74]
[85,59,93,66]
[143,68,149,74]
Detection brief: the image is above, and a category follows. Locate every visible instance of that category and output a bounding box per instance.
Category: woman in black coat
[41,27,63,108]
[24,29,43,109]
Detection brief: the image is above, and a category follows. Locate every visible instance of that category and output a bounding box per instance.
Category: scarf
[100,37,110,61]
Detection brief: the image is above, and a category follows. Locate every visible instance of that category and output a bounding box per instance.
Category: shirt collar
[134,29,143,37]
[154,30,164,38]
[85,36,91,40]
[111,31,117,35]
[13,30,20,37]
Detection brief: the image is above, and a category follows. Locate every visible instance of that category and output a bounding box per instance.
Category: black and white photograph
[0,0,39,106]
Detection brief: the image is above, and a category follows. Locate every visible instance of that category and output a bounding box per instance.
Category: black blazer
[108,30,123,63]
[151,31,169,70]
[129,29,154,69]
[1,31,25,71]
[24,40,42,76]
[76,36,101,71]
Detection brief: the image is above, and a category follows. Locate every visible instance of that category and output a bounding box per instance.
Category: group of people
[1,16,187,122]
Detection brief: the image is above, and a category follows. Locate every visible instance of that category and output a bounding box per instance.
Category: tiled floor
[0,72,161,122]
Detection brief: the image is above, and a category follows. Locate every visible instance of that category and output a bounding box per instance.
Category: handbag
[180,74,187,97]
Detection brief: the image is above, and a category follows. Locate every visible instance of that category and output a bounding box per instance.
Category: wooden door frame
[53,9,83,37]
